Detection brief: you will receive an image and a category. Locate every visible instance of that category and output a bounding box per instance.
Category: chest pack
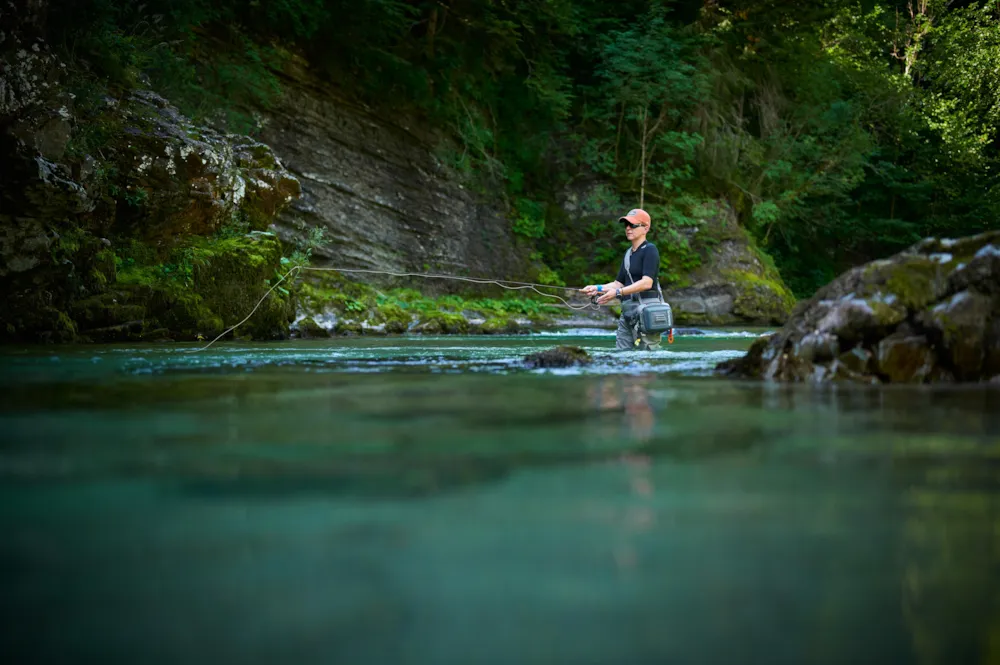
[623,246,674,336]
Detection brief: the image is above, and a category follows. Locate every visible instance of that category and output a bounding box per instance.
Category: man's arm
[595,277,646,304]
[617,276,653,297]
[581,280,624,296]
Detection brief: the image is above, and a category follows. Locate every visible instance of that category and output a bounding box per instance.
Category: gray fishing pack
[622,246,674,336]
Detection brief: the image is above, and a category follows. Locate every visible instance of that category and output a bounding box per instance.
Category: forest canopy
[46,0,1000,294]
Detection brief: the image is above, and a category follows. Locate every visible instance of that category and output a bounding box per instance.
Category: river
[1,330,998,665]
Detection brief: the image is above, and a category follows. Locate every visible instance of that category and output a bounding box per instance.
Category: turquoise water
[1,330,998,665]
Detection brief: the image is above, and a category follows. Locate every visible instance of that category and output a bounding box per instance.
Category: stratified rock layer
[259,57,533,289]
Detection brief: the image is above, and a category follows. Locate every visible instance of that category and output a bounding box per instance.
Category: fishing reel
[589,294,618,308]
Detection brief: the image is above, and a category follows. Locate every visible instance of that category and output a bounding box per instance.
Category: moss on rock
[334,320,363,336]
[871,257,945,311]
[371,302,413,334]
[106,230,294,341]
[724,268,797,325]
[187,232,294,340]
[480,317,522,334]
[0,46,301,344]
[415,311,469,334]
[295,317,331,339]
[657,202,797,326]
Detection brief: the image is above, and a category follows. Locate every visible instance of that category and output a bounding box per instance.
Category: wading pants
[615,313,661,351]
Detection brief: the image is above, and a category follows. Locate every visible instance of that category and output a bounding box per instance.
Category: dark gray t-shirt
[616,241,660,300]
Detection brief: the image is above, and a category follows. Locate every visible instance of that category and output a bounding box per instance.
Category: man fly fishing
[580,208,673,350]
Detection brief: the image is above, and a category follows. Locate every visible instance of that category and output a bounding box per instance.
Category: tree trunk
[614,102,625,168]
[426,7,438,59]
[640,107,648,209]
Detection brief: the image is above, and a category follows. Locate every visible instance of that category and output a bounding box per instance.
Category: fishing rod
[187,265,603,352]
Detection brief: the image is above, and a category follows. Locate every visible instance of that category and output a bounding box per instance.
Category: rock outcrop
[0,2,301,342]
[717,230,1000,383]
[259,57,534,290]
[661,203,796,326]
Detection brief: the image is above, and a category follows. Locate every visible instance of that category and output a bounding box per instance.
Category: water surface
[1,330,998,665]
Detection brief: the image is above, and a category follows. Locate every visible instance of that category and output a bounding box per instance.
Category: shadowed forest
[45,0,1000,295]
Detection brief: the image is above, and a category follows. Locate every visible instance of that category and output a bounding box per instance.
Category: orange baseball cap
[619,208,651,227]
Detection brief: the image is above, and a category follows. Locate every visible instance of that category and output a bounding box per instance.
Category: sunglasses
[621,221,645,230]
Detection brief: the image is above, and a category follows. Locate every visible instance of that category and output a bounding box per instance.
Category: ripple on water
[106,342,748,378]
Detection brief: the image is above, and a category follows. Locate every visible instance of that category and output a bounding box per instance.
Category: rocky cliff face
[718,230,1000,384]
[259,58,533,288]
[0,2,301,342]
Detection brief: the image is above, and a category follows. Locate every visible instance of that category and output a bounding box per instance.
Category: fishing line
[186,265,603,353]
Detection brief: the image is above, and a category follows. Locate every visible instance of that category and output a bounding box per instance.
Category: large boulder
[718,231,1000,384]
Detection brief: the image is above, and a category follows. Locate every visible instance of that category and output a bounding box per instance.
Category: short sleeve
[616,262,628,284]
[641,244,660,282]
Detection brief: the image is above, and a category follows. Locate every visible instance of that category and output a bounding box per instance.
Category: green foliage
[43,0,1000,300]
[49,0,291,133]
[300,272,561,330]
[584,7,707,204]
[512,199,546,238]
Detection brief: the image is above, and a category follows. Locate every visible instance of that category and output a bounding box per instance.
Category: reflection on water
[0,334,998,665]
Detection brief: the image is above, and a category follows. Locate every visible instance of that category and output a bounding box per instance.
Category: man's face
[622,220,648,241]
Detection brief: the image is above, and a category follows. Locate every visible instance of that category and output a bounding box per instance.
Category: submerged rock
[524,346,591,369]
[718,230,1000,384]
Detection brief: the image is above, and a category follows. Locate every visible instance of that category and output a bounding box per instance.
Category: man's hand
[580,284,599,296]
[596,290,618,305]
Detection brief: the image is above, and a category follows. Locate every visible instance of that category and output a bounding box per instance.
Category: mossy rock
[372,302,413,334]
[838,347,875,375]
[0,297,80,343]
[719,230,1000,384]
[862,256,947,311]
[724,269,797,325]
[38,307,79,343]
[334,320,363,336]
[189,232,294,339]
[875,333,937,383]
[415,311,469,334]
[102,231,293,341]
[382,317,411,335]
[70,293,146,330]
[295,317,331,339]
[917,290,992,380]
[480,317,522,334]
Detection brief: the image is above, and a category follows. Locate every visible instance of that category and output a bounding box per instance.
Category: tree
[593,8,706,207]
